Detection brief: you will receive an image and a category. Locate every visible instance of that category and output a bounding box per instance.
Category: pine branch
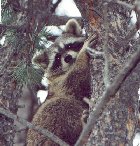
[0,47,14,76]
[0,108,70,146]
[75,47,140,146]
[0,24,20,30]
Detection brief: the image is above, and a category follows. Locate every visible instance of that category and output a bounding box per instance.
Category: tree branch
[0,108,69,146]
[75,47,140,146]
[106,0,134,9]
[102,2,110,87]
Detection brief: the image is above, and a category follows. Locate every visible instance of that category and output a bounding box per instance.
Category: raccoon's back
[26,96,87,146]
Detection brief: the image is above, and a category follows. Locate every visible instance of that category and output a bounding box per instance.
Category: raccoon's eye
[67,44,72,48]
[64,54,73,63]
[65,42,84,51]
[55,53,61,61]
[52,53,62,70]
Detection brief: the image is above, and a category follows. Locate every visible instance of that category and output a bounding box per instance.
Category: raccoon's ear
[32,51,49,70]
[65,19,82,36]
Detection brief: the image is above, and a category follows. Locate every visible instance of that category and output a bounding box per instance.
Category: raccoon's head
[33,19,85,78]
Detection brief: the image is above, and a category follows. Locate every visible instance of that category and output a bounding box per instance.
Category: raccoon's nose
[64,54,73,63]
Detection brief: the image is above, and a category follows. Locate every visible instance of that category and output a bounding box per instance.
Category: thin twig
[103,2,110,87]
[0,108,69,146]
[75,47,140,146]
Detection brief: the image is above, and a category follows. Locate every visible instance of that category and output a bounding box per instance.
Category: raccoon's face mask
[32,19,85,78]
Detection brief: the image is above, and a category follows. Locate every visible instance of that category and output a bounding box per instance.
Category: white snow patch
[52,0,58,4]
[130,10,140,38]
[138,87,140,100]
[55,0,81,17]
[37,90,48,103]
[39,36,53,48]
[0,36,6,46]
[45,25,65,36]
[131,10,137,25]
[37,77,49,103]
[133,132,140,146]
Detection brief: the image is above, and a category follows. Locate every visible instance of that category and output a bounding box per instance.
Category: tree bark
[0,47,22,145]
[74,0,140,145]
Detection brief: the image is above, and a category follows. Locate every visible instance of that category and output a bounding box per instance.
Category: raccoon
[26,19,97,146]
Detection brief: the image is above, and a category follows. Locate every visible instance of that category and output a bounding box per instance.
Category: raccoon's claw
[86,33,98,48]
[86,47,104,60]
[85,33,104,60]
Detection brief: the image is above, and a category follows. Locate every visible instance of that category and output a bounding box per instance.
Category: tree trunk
[88,63,140,145]
[0,46,22,145]
[74,0,140,145]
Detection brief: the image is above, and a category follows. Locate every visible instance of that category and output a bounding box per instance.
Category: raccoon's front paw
[86,34,104,60]
[84,33,98,48]
[86,47,104,60]
[81,109,89,127]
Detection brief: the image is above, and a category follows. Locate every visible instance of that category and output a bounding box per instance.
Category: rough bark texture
[88,64,140,146]
[74,0,100,34]
[0,47,22,146]
[74,0,140,145]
